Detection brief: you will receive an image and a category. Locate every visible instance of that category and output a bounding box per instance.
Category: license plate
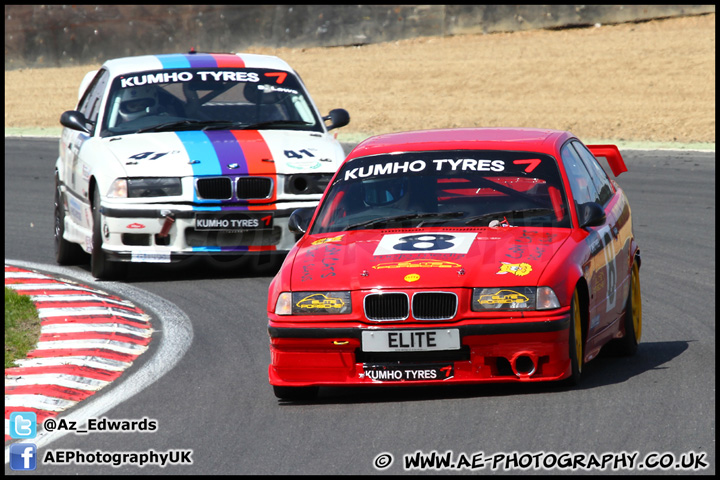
[195,212,273,231]
[361,329,460,352]
[363,364,454,382]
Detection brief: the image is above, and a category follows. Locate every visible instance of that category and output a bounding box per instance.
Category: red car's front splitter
[268,316,572,387]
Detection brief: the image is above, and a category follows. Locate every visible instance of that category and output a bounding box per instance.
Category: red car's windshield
[311,150,571,234]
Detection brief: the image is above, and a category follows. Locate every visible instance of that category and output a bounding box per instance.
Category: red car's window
[312,150,571,234]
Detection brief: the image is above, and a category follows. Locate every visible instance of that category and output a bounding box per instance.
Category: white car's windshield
[311,150,572,234]
[101,68,322,136]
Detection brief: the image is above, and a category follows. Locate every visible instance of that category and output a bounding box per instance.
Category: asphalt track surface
[4,137,716,475]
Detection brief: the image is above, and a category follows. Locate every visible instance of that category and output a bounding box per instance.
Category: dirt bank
[4,13,715,146]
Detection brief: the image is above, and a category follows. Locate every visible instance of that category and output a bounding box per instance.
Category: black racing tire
[272,385,319,401]
[54,176,86,265]
[608,261,642,356]
[565,288,585,386]
[91,188,127,280]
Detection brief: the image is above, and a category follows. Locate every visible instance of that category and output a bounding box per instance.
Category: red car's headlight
[471,287,560,311]
[275,291,352,315]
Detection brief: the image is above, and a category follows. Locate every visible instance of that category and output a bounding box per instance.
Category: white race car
[55,51,350,279]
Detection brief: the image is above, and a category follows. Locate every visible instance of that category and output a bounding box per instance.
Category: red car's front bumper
[268,310,572,387]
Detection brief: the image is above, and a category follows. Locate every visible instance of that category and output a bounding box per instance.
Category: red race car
[267,128,641,400]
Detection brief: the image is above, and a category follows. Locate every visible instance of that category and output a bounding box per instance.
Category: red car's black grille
[412,292,457,320]
[364,292,457,321]
[364,293,409,321]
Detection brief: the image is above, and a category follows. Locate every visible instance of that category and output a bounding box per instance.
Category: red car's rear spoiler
[587,144,628,177]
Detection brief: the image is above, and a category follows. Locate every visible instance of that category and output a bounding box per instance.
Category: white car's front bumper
[99,202,310,263]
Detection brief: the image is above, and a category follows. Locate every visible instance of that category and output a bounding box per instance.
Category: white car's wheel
[91,188,127,280]
[54,175,85,265]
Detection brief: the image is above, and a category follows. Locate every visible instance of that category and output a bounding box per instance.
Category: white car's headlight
[471,287,560,311]
[107,178,182,198]
[275,291,352,315]
[107,178,128,198]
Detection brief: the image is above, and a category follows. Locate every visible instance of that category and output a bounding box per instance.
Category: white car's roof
[100,52,296,77]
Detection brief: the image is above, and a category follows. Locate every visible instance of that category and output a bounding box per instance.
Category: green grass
[4,287,42,368]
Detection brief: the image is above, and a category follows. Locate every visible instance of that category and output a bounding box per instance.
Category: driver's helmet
[362,177,408,207]
[117,85,159,123]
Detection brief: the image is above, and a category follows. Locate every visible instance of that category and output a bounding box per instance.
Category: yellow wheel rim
[573,290,583,372]
[631,263,642,342]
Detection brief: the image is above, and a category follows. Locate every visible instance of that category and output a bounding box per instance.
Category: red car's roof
[346,128,575,160]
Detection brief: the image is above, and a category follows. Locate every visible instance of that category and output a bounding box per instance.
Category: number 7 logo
[513,159,541,172]
[264,72,287,84]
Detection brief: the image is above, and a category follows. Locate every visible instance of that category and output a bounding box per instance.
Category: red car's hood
[290,228,571,290]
